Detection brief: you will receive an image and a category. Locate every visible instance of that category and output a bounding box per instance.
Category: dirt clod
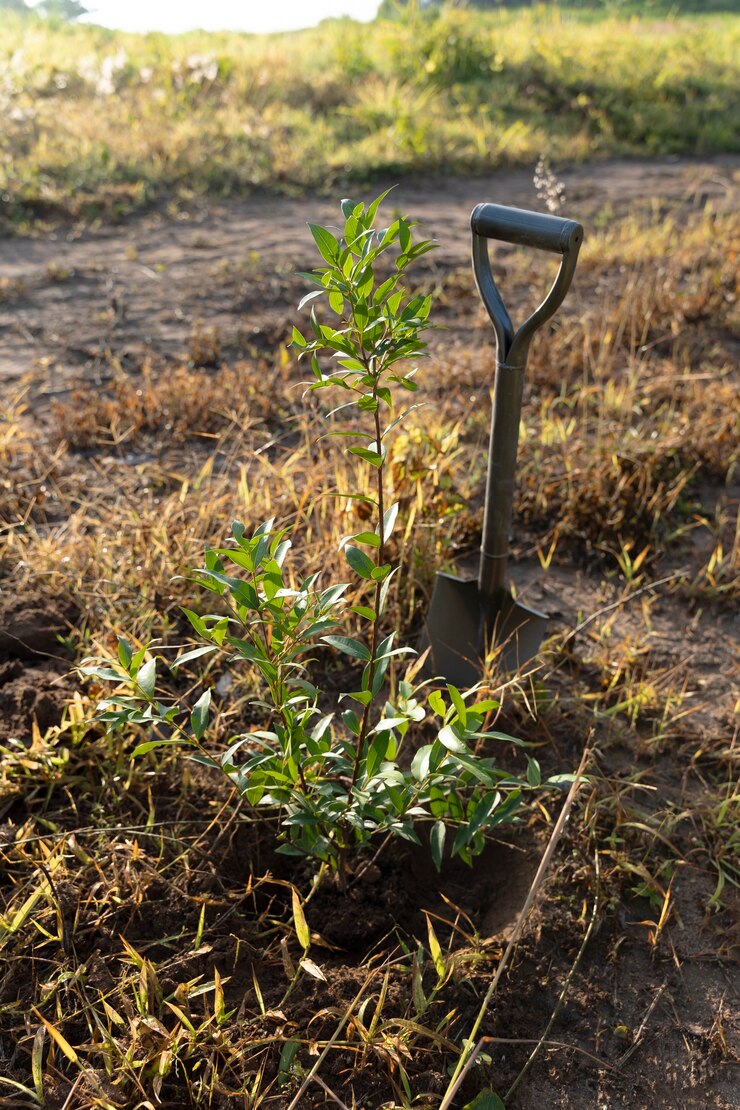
[0,589,77,741]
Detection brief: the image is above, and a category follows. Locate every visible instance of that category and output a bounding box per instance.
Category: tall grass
[0,4,737,223]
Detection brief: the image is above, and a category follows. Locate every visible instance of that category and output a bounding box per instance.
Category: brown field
[1,153,738,1108]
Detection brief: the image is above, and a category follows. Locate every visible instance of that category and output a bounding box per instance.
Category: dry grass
[1,197,738,1107]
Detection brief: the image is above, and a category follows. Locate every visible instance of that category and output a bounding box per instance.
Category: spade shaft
[479,357,525,617]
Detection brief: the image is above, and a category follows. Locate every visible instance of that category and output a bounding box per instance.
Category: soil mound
[0,588,78,742]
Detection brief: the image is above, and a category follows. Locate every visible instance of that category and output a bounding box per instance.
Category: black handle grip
[471,203,583,254]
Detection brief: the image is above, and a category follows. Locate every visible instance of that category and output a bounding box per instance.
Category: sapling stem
[352,399,385,787]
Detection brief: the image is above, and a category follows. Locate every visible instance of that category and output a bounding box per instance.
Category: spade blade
[425,572,482,688]
[488,594,548,674]
[425,572,547,685]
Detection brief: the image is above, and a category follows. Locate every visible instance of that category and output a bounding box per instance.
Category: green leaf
[278,1039,300,1087]
[305,618,339,638]
[182,607,207,636]
[544,773,579,787]
[117,636,132,669]
[172,645,218,671]
[471,698,500,713]
[308,223,340,264]
[428,738,446,773]
[527,757,542,786]
[365,731,392,777]
[322,635,371,662]
[342,709,361,735]
[454,752,496,787]
[329,290,344,314]
[130,644,148,676]
[428,689,446,717]
[189,751,220,770]
[367,187,395,223]
[345,546,376,579]
[132,738,185,757]
[387,290,403,314]
[382,502,399,542]
[378,567,397,615]
[468,791,502,837]
[369,653,391,696]
[297,290,324,311]
[203,551,226,580]
[447,684,467,726]
[350,604,376,621]
[275,843,306,858]
[348,446,383,468]
[352,530,381,548]
[190,689,211,740]
[137,658,156,698]
[371,716,406,733]
[317,582,348,608]
[430,821,446,872]
[311,714,334,742]
[296,270,325,287]
[438,725,467,754]
[479,729,526,746]
[345,689,372,706]
[411,744,432,782]
[379,221,399,248]
[463,1091,506,1110]
[426,915,445,981]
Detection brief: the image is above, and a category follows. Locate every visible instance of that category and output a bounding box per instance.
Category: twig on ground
[505,850,602,1100]
[285,971,375,1110]
[560,573,683,648]
[311,1074,352,1109]
[439,741,592,1110]
[614,981,669,1069]
[442,1035,612,1079]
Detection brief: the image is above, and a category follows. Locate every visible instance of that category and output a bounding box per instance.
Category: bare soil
[0,589,77,741]
[1,156,737,388]
[1,156,738,1108]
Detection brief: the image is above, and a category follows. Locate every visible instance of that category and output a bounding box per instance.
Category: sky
[76,1,381,35]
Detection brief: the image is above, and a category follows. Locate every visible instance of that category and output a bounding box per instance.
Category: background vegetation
[0,2,738,224]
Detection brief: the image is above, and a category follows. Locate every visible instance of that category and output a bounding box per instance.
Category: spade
[425,203,583,685]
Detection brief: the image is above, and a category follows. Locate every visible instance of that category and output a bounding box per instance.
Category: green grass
[0,3,738,224]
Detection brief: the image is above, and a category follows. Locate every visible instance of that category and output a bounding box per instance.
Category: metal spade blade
[425,575,548,686]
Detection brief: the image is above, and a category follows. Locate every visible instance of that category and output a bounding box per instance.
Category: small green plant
[84,193,559,885]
